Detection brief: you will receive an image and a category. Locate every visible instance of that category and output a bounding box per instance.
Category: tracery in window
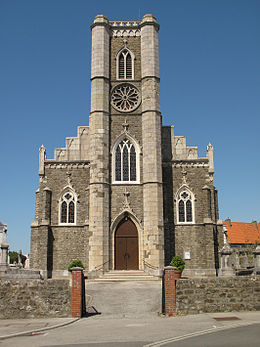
[117,48,134,80]
[115,138,136,182]
[111,83,140,112]
[177,189,194,223]
[60,192,76,224]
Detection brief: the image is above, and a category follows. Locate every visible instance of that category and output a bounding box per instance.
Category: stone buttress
[140,15,164,270]
[88,15,110,273]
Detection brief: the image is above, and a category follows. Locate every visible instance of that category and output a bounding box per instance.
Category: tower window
[117,48,134,80]
[60,192,76,224]
[177,189,194,223]
[115,138,136,182]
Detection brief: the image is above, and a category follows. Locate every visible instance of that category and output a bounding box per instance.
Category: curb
[0,317,80,340]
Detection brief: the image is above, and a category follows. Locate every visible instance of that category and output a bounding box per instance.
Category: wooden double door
[115,219,139,270]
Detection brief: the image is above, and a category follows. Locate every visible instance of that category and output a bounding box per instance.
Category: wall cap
[164,266,177,270]
[71,267,84,272]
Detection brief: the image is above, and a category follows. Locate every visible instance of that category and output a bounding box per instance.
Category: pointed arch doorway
[115,218,139,270]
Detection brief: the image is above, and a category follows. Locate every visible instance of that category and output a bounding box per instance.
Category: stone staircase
[89,270,160,282]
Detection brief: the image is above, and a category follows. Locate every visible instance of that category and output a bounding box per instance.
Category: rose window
[111,84,140,112]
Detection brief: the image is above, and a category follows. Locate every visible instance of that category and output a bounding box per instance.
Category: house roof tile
[224,221,260,244]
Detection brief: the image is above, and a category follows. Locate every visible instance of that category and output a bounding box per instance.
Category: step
[92,276,158,282]
[103,270,148,276]
[87,270,160,282]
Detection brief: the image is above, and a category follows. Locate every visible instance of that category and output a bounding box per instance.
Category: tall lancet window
[60,192,76,224]
[177,189,195,223]
[117,48,134,80]
[115,138,136,182]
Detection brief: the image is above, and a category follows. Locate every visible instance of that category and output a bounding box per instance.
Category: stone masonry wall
[110,36,141,81]
[51,226,89,271]
[0,279,71,319]
[31,163,90,273]
[172,165,214,225]
[162,155,222,274]
[176,277,260,315]
[42,165,90,225]
[110,36,142,117]
[111,185,143,225]
[30,226,49,270]
[175,225,216,270]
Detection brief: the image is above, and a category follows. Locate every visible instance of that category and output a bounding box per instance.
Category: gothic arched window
[117,48,134,80]
[114,138,137,182]
[60,192,76,224]
[177,189,194,223]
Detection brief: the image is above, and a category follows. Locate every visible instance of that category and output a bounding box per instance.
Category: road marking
[126,324,147,327]
[143,321,259,346]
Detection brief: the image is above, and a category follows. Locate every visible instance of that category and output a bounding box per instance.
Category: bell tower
[88,14,164,274]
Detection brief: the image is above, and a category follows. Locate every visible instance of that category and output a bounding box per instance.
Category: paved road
[0,312,260,347]
[145,323,260,347]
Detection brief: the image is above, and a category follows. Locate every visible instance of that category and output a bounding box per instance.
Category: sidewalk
[0,311,259,345]
[0,317,78,340]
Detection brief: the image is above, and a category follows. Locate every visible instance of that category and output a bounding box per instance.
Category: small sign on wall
[184,251,190,260]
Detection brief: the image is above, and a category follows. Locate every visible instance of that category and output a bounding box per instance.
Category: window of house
[117,48,134,80]
[114,138,137,182]
[177,190,194,223]
[60,192,76,224]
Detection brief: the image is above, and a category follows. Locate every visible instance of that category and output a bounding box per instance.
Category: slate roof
[223,220,260,244]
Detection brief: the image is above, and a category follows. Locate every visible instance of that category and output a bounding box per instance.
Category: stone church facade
[30,14,223,278]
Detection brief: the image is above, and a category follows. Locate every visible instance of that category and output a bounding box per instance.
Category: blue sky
[0,0,259,254]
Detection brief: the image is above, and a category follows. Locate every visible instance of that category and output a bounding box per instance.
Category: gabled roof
[223,221,260,244]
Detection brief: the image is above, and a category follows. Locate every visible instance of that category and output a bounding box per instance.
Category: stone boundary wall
[0,279,71,319]
[176,277,260,315]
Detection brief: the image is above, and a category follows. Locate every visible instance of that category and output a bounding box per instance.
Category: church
[30,14,223,279]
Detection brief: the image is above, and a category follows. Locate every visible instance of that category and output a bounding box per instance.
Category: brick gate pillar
[164,266,177,316]
[71,267,84,318]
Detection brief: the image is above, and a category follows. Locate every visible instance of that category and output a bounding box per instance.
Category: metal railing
[143,259,159,270]
[94,260,110,272]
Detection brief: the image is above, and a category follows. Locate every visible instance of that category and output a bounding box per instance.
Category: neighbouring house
[224,219,260,269]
